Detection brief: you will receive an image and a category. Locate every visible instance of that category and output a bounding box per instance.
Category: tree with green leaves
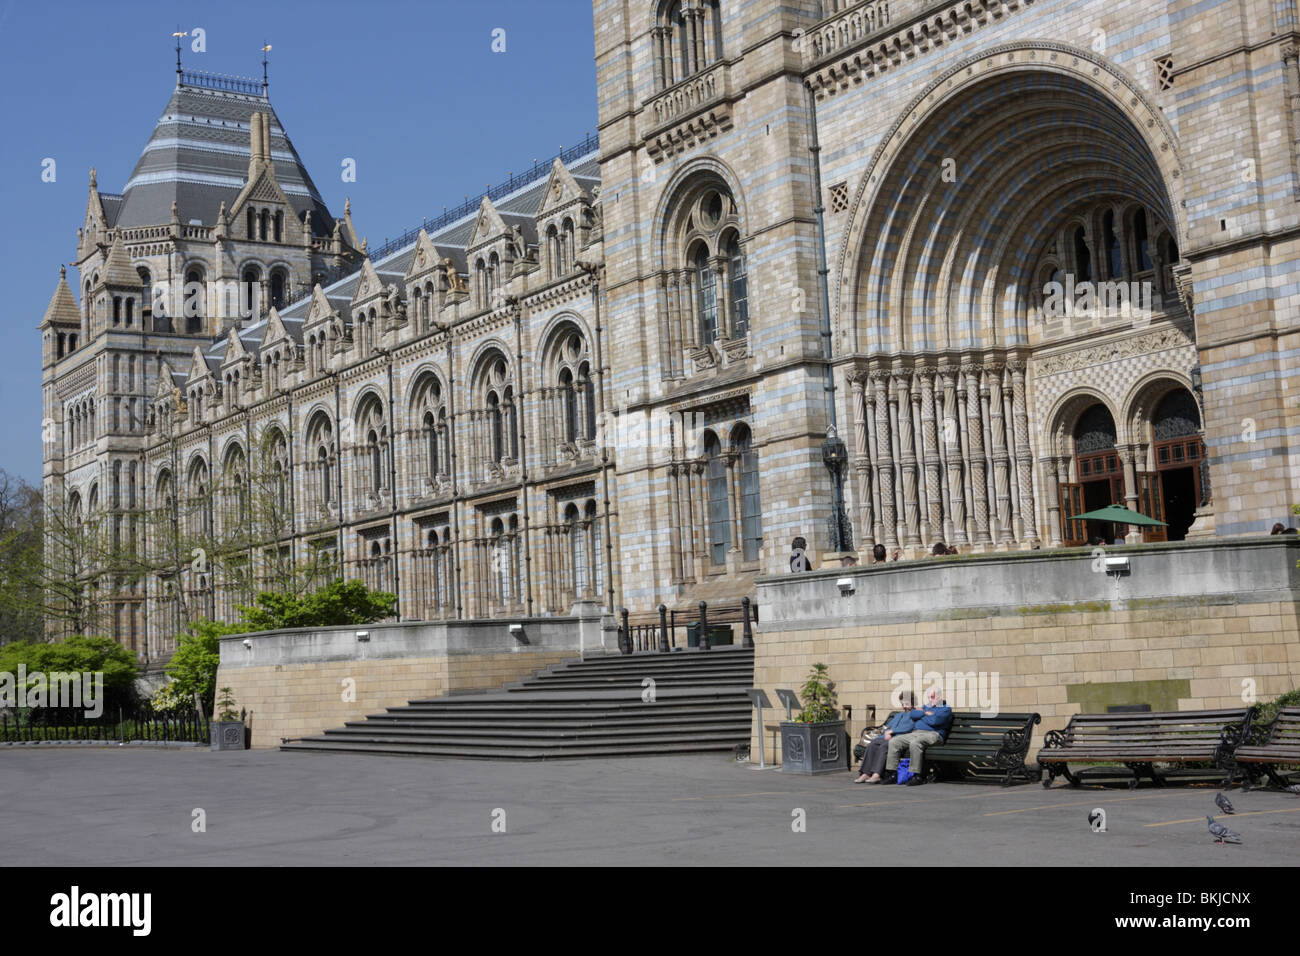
[239,578,396,631]
[163,619,246,715]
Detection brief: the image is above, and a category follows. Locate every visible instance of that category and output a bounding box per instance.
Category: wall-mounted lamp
[242,638,253,649]
[1104,556,1130,575]
[836,577,856,596]
[355,630,370,642]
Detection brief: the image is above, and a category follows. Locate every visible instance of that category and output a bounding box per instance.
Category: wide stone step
[279,628,755,759]
[282,733,746,758]
[331,716,751,737]
[353,702,754,723]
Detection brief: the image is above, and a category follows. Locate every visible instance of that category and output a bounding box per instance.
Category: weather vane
[173,28,188,75]
[262,42,272,93]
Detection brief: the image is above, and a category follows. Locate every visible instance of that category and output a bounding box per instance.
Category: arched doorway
[1061,403,1122,546]
[1145,389,1204,541]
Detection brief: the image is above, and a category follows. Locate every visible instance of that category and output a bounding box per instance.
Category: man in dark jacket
[883,687,953,786]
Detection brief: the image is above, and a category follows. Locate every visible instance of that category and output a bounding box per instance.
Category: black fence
[619,598,758,653]
[0,706,210,744]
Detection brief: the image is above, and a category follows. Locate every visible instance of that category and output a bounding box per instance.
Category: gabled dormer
[229,112,296,245]
[350,258,404,354]
[185,346,219,425]
[149,358,183,436]
[302,284,342,376]
[466,196,515,311]
[41,266,83,367]
[218,326,257,411]
[535,158,594,282]
[405,230,453,333]
[259,307,299,393]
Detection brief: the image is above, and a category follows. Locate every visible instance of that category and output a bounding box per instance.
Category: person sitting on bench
[884,687,953,787]
[853,691,917,784]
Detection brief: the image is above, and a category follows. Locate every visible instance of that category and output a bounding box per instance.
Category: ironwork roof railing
[364,132,601,264]
[179,70,265,96]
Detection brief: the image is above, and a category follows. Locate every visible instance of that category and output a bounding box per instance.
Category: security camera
[242,638,252,649]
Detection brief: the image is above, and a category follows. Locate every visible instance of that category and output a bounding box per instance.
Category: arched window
[1133,208,1152,271]
[705,431,729,565]
[579,362,596,441]
[560,368,576,443]
[488,392,502,462]
[734,425,762,561]
[355,397,387,498]
[1103,209,1122,280]
[727,234,748,339]
[247,208,256,240]
[138,268,152,321]
[273,211,283,243]
[1072,227,1091,285]
[184,268,204,333]
[308,415,335,509]
[259,209,269,241]
[586,499,603,594]
[270,271,285,310]
[695,245,717,345]
[424,411,438,478]
[546,225,559,279]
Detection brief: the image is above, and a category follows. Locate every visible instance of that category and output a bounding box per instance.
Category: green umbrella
[1067,504,1167,527]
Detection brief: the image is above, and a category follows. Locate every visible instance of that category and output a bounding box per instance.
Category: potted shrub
[780,663,847,774]
[210,687,246,752]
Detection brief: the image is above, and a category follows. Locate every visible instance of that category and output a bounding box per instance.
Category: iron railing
[0,706,210,744]
[619,597,757,653]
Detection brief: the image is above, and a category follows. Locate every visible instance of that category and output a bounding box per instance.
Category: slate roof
[112,77,334,234]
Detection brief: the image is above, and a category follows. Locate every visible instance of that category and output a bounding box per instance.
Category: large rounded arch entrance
[834,44,1193,553]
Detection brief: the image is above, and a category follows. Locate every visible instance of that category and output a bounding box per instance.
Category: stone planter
[211,721,246,752]
[780,720,847,774]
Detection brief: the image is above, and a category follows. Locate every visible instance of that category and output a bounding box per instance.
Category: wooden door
[1137,471,1167,542]
[1060,483,1086,546]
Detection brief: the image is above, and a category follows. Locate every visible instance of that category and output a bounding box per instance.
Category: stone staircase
[280,644,754,759]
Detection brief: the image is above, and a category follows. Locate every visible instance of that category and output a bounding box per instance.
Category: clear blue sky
[0,0,598,485]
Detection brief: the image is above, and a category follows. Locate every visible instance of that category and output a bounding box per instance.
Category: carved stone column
[987,363,1013,545]
[690,460,708,569]
[896,371,921,548]
[1118,443,1142,543]
[941,367,967,544]
[919,369,942,543]
[850,374,875,550]
[666,273,681,376]
[682,269,698,349]
[668,463,684,584]
[873,372,897,548]
[965,365,992,547]
[712,255,730,341]
[1009,362,1037,546]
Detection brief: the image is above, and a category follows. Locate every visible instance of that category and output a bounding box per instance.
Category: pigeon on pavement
[1206,815,1242,845]
[1215,792,1235,814]
[1285,784,1300,795]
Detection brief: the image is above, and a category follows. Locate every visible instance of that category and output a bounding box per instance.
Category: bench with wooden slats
[1225,707,1300,791]
[875,711,1041,786]
[1037,707,1256,789]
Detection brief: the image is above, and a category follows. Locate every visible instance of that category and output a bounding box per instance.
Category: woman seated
[853,691,917,783]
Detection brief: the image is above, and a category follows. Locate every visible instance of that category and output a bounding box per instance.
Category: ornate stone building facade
[41,0,1300,657]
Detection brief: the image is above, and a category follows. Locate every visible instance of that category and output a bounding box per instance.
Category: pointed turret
[100,234,141,289]
[42,266,82,328]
